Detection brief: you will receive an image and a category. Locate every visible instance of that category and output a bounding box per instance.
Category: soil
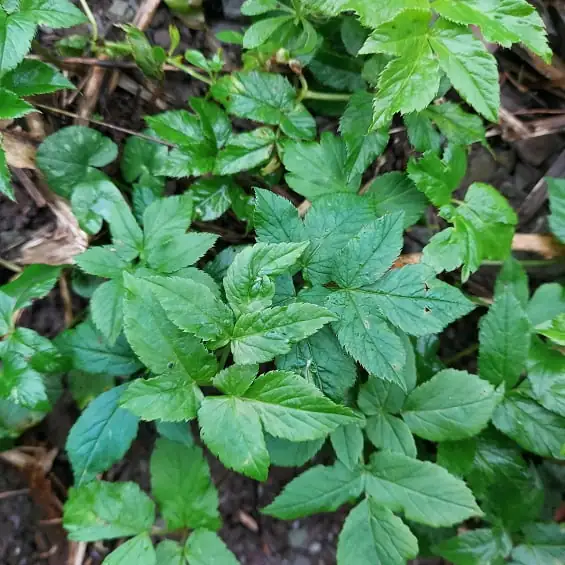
[2,0,565,563]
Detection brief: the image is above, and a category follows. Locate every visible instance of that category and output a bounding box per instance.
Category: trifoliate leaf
[184,530,240,565]
[429,20,499,122]
[366,412,417,457]
[66,385,139,485]
[64,481,155,541]
[263,461,365,519]
[36,126,118,197]
[214,128,275,175]
[150,438,221,531]
[102,533,156,565]
[0,59,74,96]
[434,528,512,565]
[254,188,305,244]
[366,451,482,527]
[231,303,336,363]
[479,288,531,388]
[336,499,418,565]
[402,369,501,441]
[547,177,565,243]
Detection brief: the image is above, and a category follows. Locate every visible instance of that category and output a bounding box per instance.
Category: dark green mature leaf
[2,264,61,308]
[337,498,419,565]
[547,177,565,243]
[151,438,220,530]
[121,130,168,183]
[366,412,417,457]
[36,126,118,197]
[402,369,501,441]
[492,392,565,459]
[184,530,240,565]
[75,246,131,279]
[479,288,531,388]
[263,461,364,519]
[0,87,33,118]
[511,523,565,564]
[331,424,364,469]
[102,533,156,564]
[434,528,512,565]
[66,385,139,484]
[0,59,74,95]
[231,303,336,363]
[191,177,237,221]
[404,112,441,153]
[282,133,361,199]
[254,189,305,244]
[365,172,427,228]
[214,128,275,175]
[0,10,37,74]
[64,480,155,541]
[358,377,407,416]
[436,439,477,478]
[366,451,482,527]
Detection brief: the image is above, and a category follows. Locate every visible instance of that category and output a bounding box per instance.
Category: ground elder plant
[1,0,565,563]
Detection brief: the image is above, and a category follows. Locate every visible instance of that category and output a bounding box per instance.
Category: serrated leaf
[224,242,307,316]
[434,528,512,565]
[103,533,156,565]
[336,498,418,565]
[23,0,88,27]
[0,10,37,74]
[150,438,220,531]
[527,283,565,327]
[0,87,33,118]
[230,303,336,363]
[358,377,407,415]
[276,326,358,402]
[36,126,118,197]
[91,279,124,345]
[404,112,441,153]
[494,256,529,307]
[2,264,61,308]
[547,177,565,243]
[0,59,74,95]
[429,20,499,122]
[254,188,305,244]
[0,352,48,409]
[140,275,233,344]
[282,133,361,199]
[423,102,487,147]
[346,0,429,27]
[121,130,168,183]
[142,193,192,246]
[184,530,239,565]
[331,424,364,469]
[402,369,501,442]
[479,288,531,387]
[243,15,293,49]
[214,127,275,175]
[63,480,155,541]
[75,246,131,279]
[266,435,324,467]
[66,385,139,484]
[366,413,417,457]
[511,523,565,564]
[263,461,364,519]
[492,391,565,459]
[191,177,236,221]
[212,364,258,396]
[366,451,482,527]
[433,0,551,62]
[365,172,427,228]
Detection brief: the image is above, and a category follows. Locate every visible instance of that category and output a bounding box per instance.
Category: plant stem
[166,59,212,85]
[302,90,352,102]
[444,343,479,366]
[78,0,98,42]
[481,258,565,268]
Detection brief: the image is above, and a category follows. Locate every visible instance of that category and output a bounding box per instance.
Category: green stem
[302,90,353,102]
[166,59,212,85]
[444,343,479,366]
[78,0,98,42]
[481,258,565,268]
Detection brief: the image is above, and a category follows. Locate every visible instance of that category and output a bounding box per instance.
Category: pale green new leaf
[184,530,240,565]
[479,288,531,388]
[150,438,220,531]
[434,528,512,565]
[66,385,139,485]
[366,451,482,527]
[102,533,156,565]
[336,499,418,565]
[263,461,364,519]
[402,369,501,442]
[64,480,155,541]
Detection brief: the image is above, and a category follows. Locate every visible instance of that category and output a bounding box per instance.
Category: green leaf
[434,528,512,565]
[224,242,308,316]
[404,112,441,153]
[276,326,358,402]
[91,279,124,345]
[0,351,48,409]
[184,530,240,565]
[36,126,118,197]
[63,480,155,541]
[478,288,531,387]
[331,424,364,469]
[263,461,364,519]
[75,246,131,279]
[494,257,529,308]
[527,283,565,327]
[0,142,13,200]
[56,319,142,377]
[547,177,565,243]
[155,540,184,564]
[266,435,324,467]
[0,10,37,73]
[0,59,74,95]
[102,533,156,565]
[254,188,305,244]
[358,377,407,415]
[433,0,551,62]
[365,172,427,228]
[535,312,565,346]
[212,364,258,396]
[66,385,139,484]
[22,0,88,27]
[512,523,565,564]
[436,438,477,478]
[402,369,501,442]
[2,264,61,308]
[198,395,269,481]
[123,274,217,384]
[123,24,166,79]
[423,102,487,147]
[0,87,33,118]
[108,199,144,260]
[366,451,482,527]
[230,303,336,363]
[407,145,467,207]
[156,421,194,447]
[243,15,293,49]
[492,391,565,459]
[150,438,220,531]
[429,20,499,122]
[142,193,192,246]
[214,128,275,175]
[121,130,168,183]
[336,498,418,565]
[282,133,361,199]
[241,0,279,15]
[191,177,237,221]
[140,275,233,344]
[366,413,417,457]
